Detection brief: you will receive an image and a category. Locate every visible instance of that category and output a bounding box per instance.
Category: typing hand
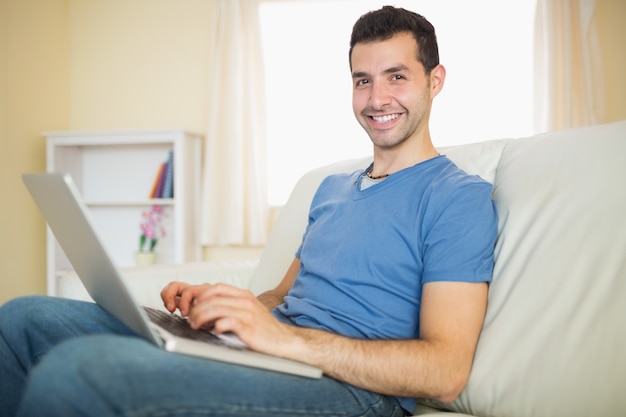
[160,281,295,355]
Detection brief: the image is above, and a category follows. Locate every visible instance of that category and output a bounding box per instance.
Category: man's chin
[369,136,409,151]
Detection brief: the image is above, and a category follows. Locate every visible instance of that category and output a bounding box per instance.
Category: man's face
[351,32,432,150]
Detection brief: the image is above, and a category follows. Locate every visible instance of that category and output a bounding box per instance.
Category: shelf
[43,129,203,296]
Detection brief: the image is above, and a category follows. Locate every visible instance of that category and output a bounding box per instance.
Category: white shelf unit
[43,129,203,296]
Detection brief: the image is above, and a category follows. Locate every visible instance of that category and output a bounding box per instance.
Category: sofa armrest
[58,260,258,308]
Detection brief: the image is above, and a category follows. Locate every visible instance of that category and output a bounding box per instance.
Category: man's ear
[430,64,446,99]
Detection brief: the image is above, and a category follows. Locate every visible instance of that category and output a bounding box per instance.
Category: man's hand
[160,281,296,354]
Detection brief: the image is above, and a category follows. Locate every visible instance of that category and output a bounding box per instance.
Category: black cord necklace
[365,166,389,180]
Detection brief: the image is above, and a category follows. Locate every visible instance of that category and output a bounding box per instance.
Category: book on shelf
[161,150,174,199]
[149,162,166,198]
[149,151,174,199]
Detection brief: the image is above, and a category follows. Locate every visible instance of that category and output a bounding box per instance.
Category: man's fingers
[160,282,216,315]
[160,281,188,312]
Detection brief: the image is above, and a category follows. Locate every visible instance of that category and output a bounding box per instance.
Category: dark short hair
[349,6,439,74]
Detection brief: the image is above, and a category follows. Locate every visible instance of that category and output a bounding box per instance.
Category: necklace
[365,166,389,180]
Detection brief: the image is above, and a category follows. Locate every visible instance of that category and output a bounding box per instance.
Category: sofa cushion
[438,121,626,417]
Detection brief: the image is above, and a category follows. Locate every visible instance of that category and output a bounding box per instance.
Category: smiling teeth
[372,114,399,122]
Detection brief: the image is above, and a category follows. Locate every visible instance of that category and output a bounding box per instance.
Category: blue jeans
[0,296,408,417]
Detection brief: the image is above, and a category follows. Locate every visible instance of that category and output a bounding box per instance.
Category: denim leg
[16,335,407,417]
[0,296,135,417]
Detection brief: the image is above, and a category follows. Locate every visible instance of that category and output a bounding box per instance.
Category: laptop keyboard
[143,306,245,349]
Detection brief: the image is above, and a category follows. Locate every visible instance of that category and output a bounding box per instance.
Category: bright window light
[260,0,536,206]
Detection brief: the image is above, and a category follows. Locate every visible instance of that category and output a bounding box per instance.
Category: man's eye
[391,74,404,81]
[356,79,369,87]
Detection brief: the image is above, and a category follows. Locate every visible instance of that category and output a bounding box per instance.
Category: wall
[0,0,625,304]
[0,0,217,304]
[596,0,626,122]
[69,0,212,131]
[0,0,70,304]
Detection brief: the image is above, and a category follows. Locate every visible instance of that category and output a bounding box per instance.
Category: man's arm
[283,281,488,403]
[175,273,488,403]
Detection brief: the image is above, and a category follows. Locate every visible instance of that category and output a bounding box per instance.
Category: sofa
[60,120,626,417]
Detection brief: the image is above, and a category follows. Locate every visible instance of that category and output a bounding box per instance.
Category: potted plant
[136,205,166,265]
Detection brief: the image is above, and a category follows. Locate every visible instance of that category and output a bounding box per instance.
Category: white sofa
[60,120,626,417]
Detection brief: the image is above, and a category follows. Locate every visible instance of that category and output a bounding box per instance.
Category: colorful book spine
[161,150,174,198]
[149,162,166,198]
[149,151,174,199]
[153,161,167,198]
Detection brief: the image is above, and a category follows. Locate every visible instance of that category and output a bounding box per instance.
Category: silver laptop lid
[22,172,162,346]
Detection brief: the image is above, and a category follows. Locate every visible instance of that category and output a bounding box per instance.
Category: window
[260,0,536,206]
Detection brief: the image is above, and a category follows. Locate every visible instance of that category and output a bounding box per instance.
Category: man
[0,6,496,417]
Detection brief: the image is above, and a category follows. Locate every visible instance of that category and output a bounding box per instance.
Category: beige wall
[596,0,626,122]
[0,0,70,303]
[69,0,212,131]
[0,0,216,304]
[1,0,625,304]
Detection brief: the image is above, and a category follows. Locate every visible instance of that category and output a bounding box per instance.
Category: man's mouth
[370,113,400,123]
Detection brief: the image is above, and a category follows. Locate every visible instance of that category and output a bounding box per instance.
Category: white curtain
[534,0,607,132]
[200,0,268,246]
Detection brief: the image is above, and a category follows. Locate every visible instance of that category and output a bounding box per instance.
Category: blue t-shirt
[272,156,497,410]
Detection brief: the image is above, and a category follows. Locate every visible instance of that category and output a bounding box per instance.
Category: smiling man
[0,6,497,417]
[351,30,442,167]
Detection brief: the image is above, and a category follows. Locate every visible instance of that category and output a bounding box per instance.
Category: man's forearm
[283,326,468,403]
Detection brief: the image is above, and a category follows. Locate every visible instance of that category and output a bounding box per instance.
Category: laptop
[22,172,322,379]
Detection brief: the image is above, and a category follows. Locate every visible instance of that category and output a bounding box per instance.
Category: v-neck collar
[353,155,445,200]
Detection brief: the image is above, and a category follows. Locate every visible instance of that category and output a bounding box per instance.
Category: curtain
[200,0,268,246]
[534,0,607,132]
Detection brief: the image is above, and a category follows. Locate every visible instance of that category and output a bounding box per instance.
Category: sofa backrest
[435,120,626,417]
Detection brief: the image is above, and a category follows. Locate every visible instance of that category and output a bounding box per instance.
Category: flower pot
[134,251,157,266]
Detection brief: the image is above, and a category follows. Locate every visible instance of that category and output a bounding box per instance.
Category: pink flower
[139,205,166,252]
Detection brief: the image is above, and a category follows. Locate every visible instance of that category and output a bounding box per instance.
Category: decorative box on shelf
[42,129,203,296]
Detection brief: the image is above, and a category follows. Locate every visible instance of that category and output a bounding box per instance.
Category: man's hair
[349,6,439,74]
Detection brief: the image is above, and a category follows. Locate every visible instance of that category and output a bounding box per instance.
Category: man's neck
[370,137,439,178]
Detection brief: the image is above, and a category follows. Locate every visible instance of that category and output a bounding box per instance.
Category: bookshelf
[43,129,203,296]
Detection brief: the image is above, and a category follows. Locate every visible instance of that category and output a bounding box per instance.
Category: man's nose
[369,82,391,109]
